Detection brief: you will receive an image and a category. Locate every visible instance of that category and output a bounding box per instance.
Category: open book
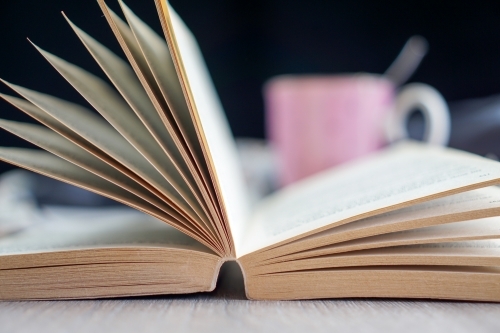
[1,0,500,301]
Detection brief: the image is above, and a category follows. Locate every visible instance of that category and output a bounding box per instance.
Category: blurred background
[1,0,500,188]
[1,0,500,146]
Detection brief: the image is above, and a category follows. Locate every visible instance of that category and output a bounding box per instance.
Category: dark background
[1,0,500,175]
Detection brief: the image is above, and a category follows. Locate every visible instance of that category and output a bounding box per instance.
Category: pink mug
[265,74,450,186]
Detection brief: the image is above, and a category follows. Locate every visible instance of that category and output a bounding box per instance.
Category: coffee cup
[265,74,450,186]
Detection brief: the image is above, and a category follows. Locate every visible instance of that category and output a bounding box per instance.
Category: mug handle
[385,83,451,146]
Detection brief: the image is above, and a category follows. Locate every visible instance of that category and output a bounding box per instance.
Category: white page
[240,142,500,256]
[264,186,500,257]
[258,217,500,264]
[0,209,212,256]
[157,1,250,256]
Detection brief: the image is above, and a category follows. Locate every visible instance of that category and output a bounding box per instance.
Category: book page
[96,3,215,202]
[95,3,224,249]
[120,2,226,226]
[0,208,212,256]
[119,2,200,153]
[276,217,500,260]
[328,186,500,236]
[0,208,222,300]
[62,15,216,227]
[1,81,204,224]
[157,1,250,256]
[31,44,210,225]
[249,240,500,275]
[0,93,160,191]
[0,93,85,145]
[250,186,500,261]
[240,142,500,257]
[0,120,219,246]
[0,119,184,218]
[63,14,191,182]
[0,147,220,253]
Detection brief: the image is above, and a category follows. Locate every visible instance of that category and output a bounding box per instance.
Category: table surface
[2,262,500,333]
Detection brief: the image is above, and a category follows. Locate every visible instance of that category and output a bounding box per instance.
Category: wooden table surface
[2,262,500,333]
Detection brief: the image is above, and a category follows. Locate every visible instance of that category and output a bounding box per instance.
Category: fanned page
[0,1,245,258]
[240,142,500,257]
[155,0,250,256]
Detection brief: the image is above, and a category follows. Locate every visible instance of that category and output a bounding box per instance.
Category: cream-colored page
[159,1,250,256]
[240,142,500,256]
[0,148,170,221]
[271,186,500,252]
[0,94,84,144]
[294,217,500,257]
[31,44,208,222]
[63,14,191,181]
[264,217,500,262]
[97,2,216,211]
[251,240,500,275]
[0,148,219,253]
[119,2,198,147]
[0,92,120,164]
[64,15,218,231]
[0,94,154,186]
[1,82,203,223]
[95,5,221,230]
[97,4,197,175]
[0,209,212,257]
[0,119,177,214]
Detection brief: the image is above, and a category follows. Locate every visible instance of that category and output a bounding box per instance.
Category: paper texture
[159,1,250,256]
[0,209,210,256]
[241,142,500,256]
[256,186,500,259]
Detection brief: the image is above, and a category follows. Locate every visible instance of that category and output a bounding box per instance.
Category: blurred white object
[385,83,451,146]
[384,35,429,86]
[235,138,278,206]
[0,170,42,237]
